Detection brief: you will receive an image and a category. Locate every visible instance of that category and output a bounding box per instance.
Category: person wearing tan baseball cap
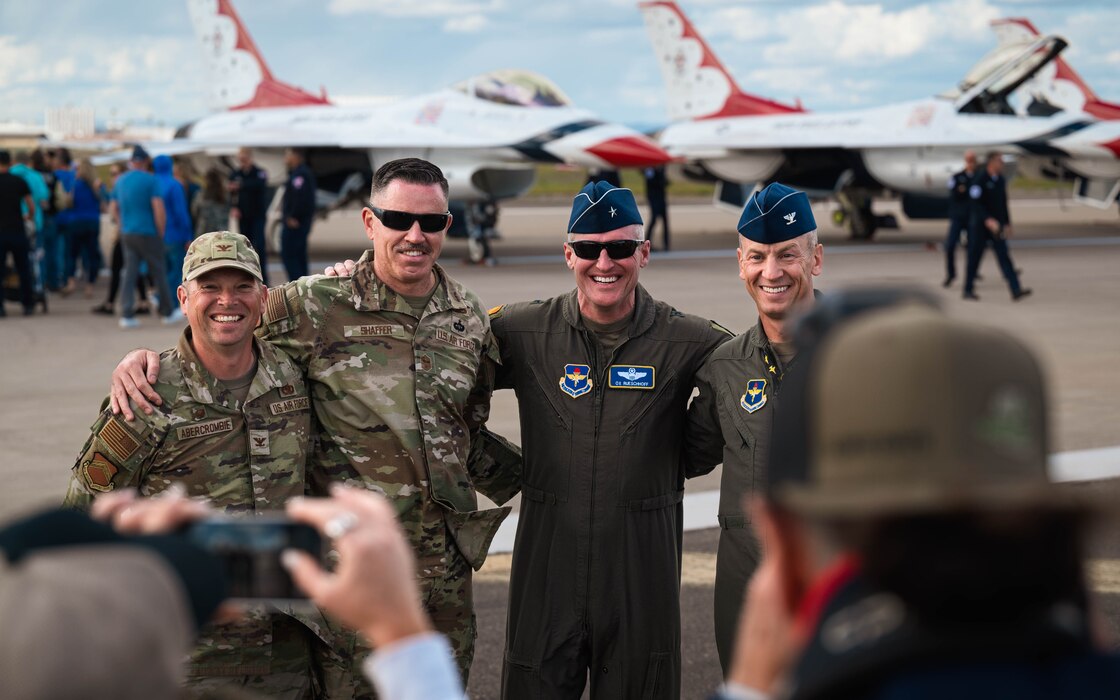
[64,229,321,696]
[712,300,1118,700]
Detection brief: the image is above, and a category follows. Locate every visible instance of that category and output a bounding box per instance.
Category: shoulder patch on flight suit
[265,287,290,324]
[80,452,119,492]
[97,416,140,460]
[488,304,504,318]
[669,307,685,318]
[710,320,735,337]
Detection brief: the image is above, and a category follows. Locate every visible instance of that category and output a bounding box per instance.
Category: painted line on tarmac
[486,445,1120,554]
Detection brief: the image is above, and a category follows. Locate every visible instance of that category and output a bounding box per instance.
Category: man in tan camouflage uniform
[66,231,320,699]
[110,159,513,698]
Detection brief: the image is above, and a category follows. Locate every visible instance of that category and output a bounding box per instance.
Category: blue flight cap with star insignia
[737,182,817,243]
[568,181,643,234]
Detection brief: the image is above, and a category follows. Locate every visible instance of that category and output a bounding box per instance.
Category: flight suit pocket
[502,652,542,700]
[641,651,674,699]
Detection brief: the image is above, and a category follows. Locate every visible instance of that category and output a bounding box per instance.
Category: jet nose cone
[587,135,673,168]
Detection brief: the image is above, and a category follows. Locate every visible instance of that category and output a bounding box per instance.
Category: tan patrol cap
[182,231,262,283]
[769,304,1074,517]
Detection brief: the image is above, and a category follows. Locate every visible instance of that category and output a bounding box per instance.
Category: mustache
[395,243,432,254]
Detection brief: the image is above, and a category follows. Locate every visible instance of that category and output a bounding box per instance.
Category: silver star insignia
[609,206,617,218]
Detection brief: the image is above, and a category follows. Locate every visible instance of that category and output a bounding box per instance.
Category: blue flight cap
[131,145,151,162]
[737,183,817,243]
[568,181,643,234]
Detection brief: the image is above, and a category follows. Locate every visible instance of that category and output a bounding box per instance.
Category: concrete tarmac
[1,197,1118,698]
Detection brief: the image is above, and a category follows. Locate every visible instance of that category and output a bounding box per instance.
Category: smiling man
[684,182,824,672]
[64,231,319,697]
[484,181,732,699]
[107,159,510,698]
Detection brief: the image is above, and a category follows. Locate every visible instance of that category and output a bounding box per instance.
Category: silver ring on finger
[323,511,359,539]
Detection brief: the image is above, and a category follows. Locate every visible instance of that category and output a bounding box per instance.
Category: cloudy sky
[1,0,1117,130]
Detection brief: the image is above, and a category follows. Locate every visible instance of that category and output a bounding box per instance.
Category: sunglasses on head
[566,239,644,260]
[370,206,450,233]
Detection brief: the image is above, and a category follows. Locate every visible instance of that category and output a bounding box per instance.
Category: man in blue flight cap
[684,182,824,673]
[482,180,732,699]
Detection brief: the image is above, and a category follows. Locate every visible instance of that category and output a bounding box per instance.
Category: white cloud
[704,7,768,43]
[327,0,503,18]
[444,14,488,33]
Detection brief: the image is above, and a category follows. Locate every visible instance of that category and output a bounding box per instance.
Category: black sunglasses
[566,240,644,260]
[370,206,450,233]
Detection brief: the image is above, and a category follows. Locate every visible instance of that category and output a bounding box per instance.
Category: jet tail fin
[638,1,804,122]
[993,18,1120,120]
[187,0,331,111]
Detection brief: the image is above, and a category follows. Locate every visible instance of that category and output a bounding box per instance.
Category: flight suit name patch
[608,365,655,390]
[560,364,593,398]
[741,379,768,413]
[270,397,310,415]
[176,418,234,440]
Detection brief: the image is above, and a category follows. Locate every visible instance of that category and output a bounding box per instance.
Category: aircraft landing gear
[833,189,897,240]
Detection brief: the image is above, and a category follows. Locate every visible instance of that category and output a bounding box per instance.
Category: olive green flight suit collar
[560,283,657,338]
[350,250,470,316]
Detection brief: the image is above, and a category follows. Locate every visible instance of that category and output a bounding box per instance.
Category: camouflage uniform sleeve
[63,403,162,511]
[683,356,725,479]
[256,279,318,366]
[465,320,524,505]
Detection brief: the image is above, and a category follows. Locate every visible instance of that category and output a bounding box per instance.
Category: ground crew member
[943,150,976,287]
[485,181,732,699]
[65,231,319,699]
[684,182,823,672]
[229,147,270,284]
[280,147,316,281]
[713,302,1118,699]
[109,159,510,697]
[963,152,1031,301]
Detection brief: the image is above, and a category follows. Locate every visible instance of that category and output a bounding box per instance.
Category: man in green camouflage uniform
[110,160,512,698]
[683,183,823,673]
[66,231,320,699]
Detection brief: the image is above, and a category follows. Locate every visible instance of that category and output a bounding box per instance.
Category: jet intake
[441,166,536,201]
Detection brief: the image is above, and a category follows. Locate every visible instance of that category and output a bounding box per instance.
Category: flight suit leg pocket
[641,651,676,700]
[502,652,542,700]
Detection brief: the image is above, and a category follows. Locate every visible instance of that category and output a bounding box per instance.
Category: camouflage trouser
[183,614,317,700]
[317,523,476,699]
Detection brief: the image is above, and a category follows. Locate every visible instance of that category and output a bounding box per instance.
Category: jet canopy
[452,70,572,108]
[941,34,1068,116]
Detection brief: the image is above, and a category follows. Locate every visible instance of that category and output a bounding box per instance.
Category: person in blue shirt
[153,155,193,292]
[62,159,104,298]
[111,147,181,328]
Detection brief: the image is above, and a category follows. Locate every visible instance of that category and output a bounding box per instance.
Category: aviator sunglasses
[566,240,645,260]
[369,205,450,233]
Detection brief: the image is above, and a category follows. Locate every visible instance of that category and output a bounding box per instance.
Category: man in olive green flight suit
[486,181,732,699]
[66,231,319,699]
[684,182,824,672]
